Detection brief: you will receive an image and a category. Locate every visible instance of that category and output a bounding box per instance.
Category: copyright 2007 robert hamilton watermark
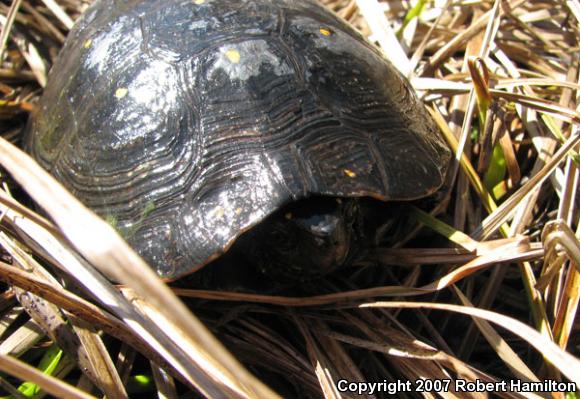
[336,379,577,396]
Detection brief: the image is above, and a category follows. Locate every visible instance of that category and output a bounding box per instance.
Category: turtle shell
[25,0,450,279]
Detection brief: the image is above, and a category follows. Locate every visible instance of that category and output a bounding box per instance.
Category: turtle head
[235,197,360,280]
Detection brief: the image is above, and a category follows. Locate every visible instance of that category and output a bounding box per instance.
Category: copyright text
[336,379,577,395]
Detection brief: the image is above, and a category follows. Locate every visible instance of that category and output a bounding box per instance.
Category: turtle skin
[25,0,451,280]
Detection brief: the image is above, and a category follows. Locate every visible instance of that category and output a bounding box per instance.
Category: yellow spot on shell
[211,206,225,219]
[235,207,243,215]
[225,49,241,63]
[344,169,357,178]
[115,87,128,99]
[194,0,205,4]
[319,27,333,36]
[83,39,92,49]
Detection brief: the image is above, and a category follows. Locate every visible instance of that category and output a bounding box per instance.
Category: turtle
[25,0,451,282]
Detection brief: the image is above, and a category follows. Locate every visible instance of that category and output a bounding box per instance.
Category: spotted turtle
[25,0,450,280]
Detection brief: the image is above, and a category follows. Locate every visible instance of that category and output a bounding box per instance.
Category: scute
[25,0,451,279]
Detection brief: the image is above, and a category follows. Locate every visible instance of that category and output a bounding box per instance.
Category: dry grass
[0,0,579,398]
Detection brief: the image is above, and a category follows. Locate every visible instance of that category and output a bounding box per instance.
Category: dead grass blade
[359,301,580,386]
[176,237,541,306]
[370,247,477,266]
[311,326,372,399]
[39,0,74,30]
[408,0,451,75]
[550,156,580,351]
[551,260,580,350]
[428,105,508,235]
[293,317,341,399]
[0,231,128,398]
[421,237,539,290]
[73,320,129,398]
[355,0,410,76]
[472,134,580,240]
[0,0,23,63]
[0,260,185,378]
[418,0,523,76]
[338,313,541,399]
[328,331,543,399]
[0,353,96,399]
[557,155,579,222]
[0,189,58,235]
[539,219,580,288]
[0,318,43,358]
[0,303,24,338]
[495,79,580,91]
[20,2,66,44]
[151,362,178,399]
[490,90,580,125]
[0,137,279,398]
[16,37,47,88]
[498,129,520,189]
[566,0,580,22]
[452,288,540,383]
